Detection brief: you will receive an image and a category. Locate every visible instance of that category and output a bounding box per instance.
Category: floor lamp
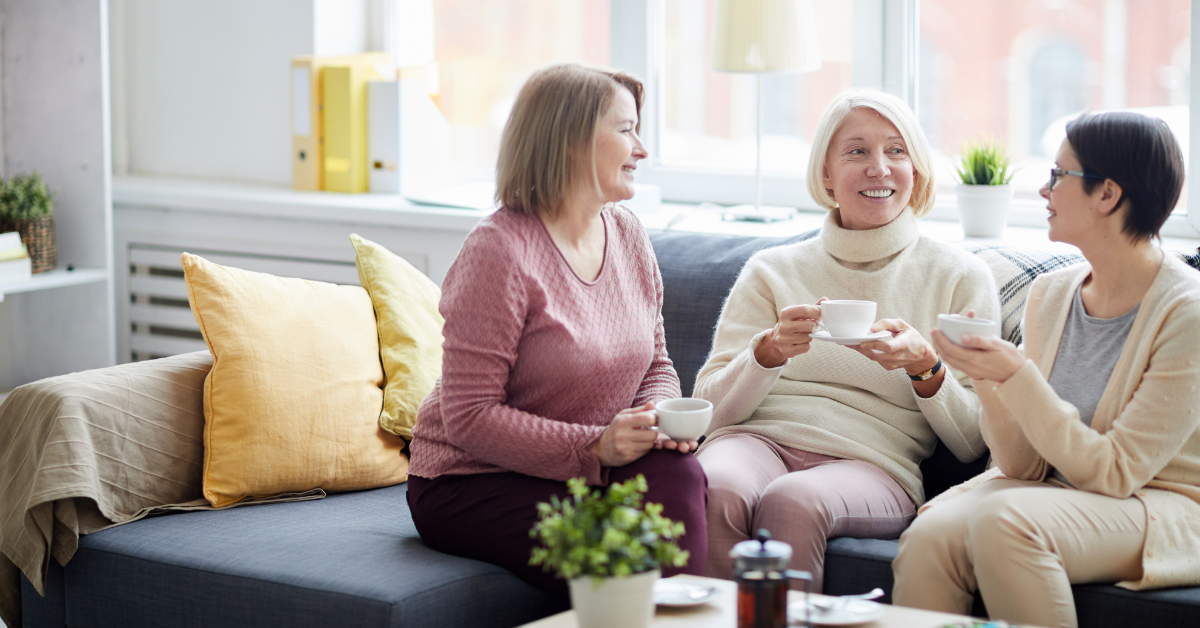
[711,0,821,221]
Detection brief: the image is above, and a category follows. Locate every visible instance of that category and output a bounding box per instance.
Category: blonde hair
[496,63,644,218]
[806,88,935,217]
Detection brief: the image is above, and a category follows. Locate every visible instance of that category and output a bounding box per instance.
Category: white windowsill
[112,176,1200,256]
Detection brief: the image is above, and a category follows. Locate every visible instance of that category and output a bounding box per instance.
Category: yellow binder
[323,58,387,193]
[291,53,390,191]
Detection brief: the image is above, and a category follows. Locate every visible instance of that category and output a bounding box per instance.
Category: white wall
[0,0,115,389]
[111,0,368,186]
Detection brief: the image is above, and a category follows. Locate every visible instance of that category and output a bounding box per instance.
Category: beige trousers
[892,476,1146,628]
[698,433,916,591]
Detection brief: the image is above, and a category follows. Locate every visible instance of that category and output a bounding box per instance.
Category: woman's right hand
[754,301,825,369]
[589,403,659,467]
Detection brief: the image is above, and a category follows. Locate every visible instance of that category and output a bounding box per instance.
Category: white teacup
[652,398,713,441]
[937,313,999,345]
[819,300,877,338]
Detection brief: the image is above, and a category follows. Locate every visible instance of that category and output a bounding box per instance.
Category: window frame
[610,0,1200,239]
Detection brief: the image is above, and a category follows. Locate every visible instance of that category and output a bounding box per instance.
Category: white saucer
[788,599,885,625]
[653,580,719,607]
[811,330,890,345]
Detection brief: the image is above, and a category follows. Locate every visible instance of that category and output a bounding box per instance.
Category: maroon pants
[407,449,708,596]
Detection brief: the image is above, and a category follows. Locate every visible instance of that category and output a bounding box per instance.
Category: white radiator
[126,245,362,362]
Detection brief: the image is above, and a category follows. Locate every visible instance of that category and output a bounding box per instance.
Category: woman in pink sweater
[406,64,707,595]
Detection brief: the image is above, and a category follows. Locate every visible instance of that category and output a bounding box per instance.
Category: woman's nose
[1039,182,1051,200]
[632,132,648,160]
[866,152,890,177]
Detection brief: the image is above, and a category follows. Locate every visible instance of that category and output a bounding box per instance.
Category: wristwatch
[909,359,943,382]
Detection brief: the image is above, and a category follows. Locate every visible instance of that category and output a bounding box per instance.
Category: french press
[731,529,812,628]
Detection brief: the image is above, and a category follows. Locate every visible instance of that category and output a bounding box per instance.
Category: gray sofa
[13,228,1200,627]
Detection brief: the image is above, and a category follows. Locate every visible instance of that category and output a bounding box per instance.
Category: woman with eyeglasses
[892,111,1200,628]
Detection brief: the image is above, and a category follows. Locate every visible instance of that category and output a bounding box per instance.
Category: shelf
[0,268,108,302]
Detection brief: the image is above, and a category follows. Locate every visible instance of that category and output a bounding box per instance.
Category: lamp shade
[711,0,821,73]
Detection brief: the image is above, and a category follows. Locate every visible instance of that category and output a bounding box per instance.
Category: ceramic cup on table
[937,313,999,345]
[818,300,877,338]
[652,398,713,441]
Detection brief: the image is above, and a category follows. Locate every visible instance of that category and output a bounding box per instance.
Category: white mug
[937,313,999,345]
[652,398,713,441]
[819,300,877,338]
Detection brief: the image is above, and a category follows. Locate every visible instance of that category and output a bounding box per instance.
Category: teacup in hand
[937,313,999,345]
[653,398,713,441]
[818,300,877,338]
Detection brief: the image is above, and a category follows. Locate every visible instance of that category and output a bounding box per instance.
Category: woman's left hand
[654,435,699,454]
[853,318,939,376]
[931,329,1025,383]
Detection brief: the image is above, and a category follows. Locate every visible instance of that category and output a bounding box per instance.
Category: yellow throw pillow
[182,253,408,508]
[350,234,444,440]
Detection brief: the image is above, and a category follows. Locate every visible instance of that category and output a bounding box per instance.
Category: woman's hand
[931,329,1024,383]
[754,300,825,369]
[853,318,939,376]
[589,403,659,467]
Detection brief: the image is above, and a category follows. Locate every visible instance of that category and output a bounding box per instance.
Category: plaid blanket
[967,245,1200,348]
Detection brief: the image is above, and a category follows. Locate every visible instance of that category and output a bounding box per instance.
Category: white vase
[568,569,659,628]
[956,184,1013,238]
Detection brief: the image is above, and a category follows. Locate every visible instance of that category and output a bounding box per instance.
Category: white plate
[653,580,719,607]
[810,330,891,345]
[788,599,885,626]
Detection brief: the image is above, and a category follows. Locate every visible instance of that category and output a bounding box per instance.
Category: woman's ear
[1096,178,1125,216]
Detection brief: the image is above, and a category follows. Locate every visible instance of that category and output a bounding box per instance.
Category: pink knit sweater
[408,204,681,485]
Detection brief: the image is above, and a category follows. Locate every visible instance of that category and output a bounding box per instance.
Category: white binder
[366,78,452,196]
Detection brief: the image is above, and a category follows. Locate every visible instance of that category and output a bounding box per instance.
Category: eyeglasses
[1048,167,1104,190]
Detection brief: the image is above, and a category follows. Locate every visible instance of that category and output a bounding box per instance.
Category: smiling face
[822,108,915,230]
[1040,139,1099,245]
[587,86,647,205]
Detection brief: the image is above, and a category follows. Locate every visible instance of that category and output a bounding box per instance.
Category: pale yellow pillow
[182,253,408,508]
[350,234,444,440]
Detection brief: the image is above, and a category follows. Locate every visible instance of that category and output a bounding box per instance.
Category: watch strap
[910,359,943,382]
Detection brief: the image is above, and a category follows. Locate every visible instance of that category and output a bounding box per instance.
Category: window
[657,0,855,176]
[918,0,1192,228]
[430,0,610,186]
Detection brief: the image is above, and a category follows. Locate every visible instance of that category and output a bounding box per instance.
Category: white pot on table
[568,569,659,628]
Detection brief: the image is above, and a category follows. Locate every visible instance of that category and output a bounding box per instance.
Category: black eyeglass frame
[1048,167,1105,190]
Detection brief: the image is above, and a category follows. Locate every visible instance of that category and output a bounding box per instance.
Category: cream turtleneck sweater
[694,208,999,504]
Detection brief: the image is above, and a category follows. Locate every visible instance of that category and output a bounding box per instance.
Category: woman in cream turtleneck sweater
[694,89,998,588]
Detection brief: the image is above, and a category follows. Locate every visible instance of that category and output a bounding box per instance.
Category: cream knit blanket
[695,207,999,504]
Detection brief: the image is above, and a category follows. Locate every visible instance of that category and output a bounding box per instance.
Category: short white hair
[806,88,935,217]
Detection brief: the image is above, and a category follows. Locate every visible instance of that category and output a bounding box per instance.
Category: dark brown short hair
[1065,111,1185,241]
[495,64,644,218]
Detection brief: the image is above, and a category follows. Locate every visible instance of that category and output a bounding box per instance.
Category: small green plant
[0,171,54,220]
[529,475,689,582]
[955,138,1015,186]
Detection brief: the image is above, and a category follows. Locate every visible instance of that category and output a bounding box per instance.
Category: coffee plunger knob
[755,528,771,548]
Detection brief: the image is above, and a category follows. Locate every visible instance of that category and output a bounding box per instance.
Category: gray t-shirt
[1047,285,1140,485]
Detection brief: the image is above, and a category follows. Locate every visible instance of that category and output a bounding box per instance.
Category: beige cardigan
[694,208,998,505]
[972,253,1200,590]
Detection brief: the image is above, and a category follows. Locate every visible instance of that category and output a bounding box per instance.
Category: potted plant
[954,138,1015,238]
[0,171,56,273]
[529,475,690,628]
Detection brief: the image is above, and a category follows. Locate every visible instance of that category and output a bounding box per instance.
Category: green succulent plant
[529,475,689,582]
[0,171,54,220]
[955,138,1015,186]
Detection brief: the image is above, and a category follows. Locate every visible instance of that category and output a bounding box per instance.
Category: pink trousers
[697,433,916,591]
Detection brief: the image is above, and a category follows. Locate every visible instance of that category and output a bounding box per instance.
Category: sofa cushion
[649,229,820,397]
[182,253,409,507]
[47,483,565,628]
[351,234,445,441]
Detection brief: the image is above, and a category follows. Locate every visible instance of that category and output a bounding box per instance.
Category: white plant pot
[568,569,659,628]
[956,184,1013,238]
